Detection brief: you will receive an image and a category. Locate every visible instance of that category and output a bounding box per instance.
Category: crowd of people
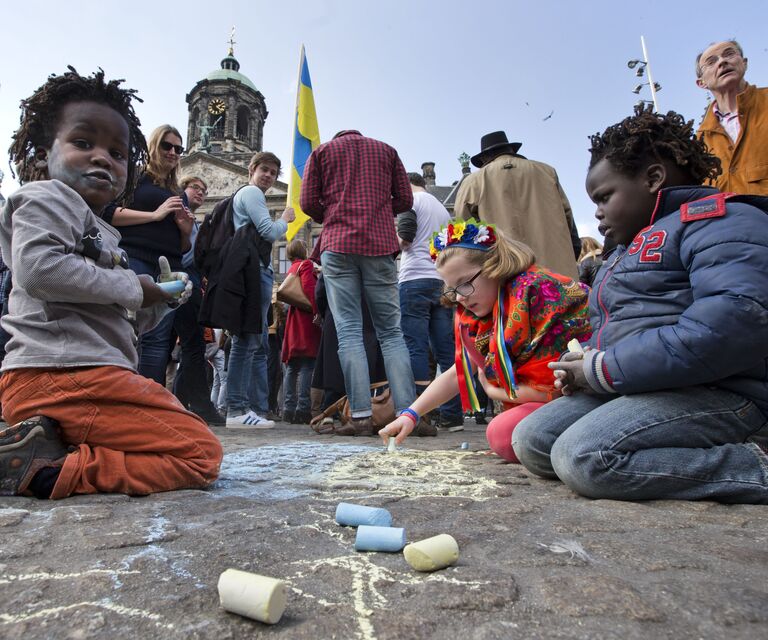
[0,37,766,505]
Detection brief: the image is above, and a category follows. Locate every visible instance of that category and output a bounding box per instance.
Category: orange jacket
[697,84,768,195]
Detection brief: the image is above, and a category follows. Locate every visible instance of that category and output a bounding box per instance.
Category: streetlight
[627,36,660,111]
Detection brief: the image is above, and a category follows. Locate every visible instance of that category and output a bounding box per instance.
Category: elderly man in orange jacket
[696,40,768,195]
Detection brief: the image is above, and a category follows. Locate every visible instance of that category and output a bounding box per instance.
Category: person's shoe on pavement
[0,416,69,498]
[226,411,275,429]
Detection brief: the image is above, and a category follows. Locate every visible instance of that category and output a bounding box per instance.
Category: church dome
[206,53,257,92]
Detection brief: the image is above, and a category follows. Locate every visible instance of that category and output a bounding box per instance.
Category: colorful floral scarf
[455,266,592,411]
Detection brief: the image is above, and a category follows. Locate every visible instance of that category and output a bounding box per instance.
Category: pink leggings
[486,402,545,463]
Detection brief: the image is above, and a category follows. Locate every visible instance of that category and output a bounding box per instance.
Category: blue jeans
[129,256,176,385]
[226,267,273,415]
[399,278,462,418]
[512,387,768,503]
[283,356,315,414]
[321,252,415,418]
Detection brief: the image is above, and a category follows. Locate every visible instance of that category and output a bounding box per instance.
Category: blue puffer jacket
[586,186,768,419]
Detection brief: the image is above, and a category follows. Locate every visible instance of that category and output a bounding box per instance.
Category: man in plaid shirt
[301,130,419,436]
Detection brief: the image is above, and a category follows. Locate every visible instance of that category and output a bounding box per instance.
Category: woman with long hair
[104,124,195,385]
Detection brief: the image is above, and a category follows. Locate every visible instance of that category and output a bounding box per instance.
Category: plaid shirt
[301,130,413,256]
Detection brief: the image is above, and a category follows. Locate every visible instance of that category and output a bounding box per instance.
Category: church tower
[184,40,268,168]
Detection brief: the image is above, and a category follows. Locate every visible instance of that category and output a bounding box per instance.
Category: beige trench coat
[454,154,579,279]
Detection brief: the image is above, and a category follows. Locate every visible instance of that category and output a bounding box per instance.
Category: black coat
[198,224,271,336]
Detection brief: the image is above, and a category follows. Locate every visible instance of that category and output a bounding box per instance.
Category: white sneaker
[226,411,275,429]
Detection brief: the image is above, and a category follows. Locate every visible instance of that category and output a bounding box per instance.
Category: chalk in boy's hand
[157,256,192,308]
[549,348,591,396]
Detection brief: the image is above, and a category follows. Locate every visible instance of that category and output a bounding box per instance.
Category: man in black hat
[454,131,580,279]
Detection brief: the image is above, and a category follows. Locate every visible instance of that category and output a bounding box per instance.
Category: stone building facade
[180,48,463,279]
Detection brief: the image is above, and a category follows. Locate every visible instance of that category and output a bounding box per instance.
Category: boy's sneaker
[0,416,69,496]
[226,411,275,430]
[438,413,465,432]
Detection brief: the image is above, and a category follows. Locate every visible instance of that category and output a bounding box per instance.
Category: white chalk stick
[218,569,287,624]
[403,534,459,572]
[567,339,584,354]
[387,437,396,453]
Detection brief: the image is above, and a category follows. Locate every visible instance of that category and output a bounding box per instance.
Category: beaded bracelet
[398,408,419,424]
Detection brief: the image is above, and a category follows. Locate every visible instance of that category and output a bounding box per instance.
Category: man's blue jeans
[129,256,176,386]
[321,251,415,418]
[399,278,462,418]
[283,356,315,414]
[226,267,273,416]
[512,387,768,503]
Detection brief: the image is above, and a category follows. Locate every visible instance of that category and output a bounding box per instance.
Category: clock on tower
[208,98,226,115]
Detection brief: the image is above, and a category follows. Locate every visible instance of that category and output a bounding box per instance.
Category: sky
[1,0,767,239]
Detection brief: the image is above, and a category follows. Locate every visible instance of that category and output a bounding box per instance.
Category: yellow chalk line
[0,569,140,585]
[0,600,175,630]
[286,554,491,640]
[326,450,499,501]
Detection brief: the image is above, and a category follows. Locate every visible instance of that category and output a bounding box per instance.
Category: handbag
[277,262,313,313]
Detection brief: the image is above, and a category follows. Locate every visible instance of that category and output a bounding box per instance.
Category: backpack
[194,186,245,277]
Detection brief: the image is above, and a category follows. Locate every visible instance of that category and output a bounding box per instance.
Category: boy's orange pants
[0,366,223,499]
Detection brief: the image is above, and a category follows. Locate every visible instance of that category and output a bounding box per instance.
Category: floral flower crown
[429,218,497,261]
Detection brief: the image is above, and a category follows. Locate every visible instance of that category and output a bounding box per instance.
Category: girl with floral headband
[379,218,592,461]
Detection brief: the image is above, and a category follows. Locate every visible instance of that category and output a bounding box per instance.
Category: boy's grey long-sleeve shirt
[0,180,168,372]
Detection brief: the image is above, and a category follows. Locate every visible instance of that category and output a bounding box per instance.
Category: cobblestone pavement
[1,419,767,639]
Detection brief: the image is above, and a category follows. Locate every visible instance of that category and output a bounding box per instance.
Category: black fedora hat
[470,131,523,168]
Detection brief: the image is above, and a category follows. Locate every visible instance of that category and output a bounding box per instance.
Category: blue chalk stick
[335,502,392,528]
[355,525,406,552]
[157,280,186,294]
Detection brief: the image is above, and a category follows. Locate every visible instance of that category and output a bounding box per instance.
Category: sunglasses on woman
[159,141,184,155]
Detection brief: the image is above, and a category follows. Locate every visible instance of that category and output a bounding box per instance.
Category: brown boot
[335,416,374,436]
[0,416,69,496]
[411,417,438,437]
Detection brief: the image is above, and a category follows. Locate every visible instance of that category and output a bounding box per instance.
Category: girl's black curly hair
[8,66,147,205]
[588,105,721,185]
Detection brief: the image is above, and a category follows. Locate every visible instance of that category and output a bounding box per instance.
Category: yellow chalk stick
[403,534,459,572]
[218,568,287,624]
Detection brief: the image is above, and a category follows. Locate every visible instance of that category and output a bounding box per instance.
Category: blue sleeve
[233,185,287,243]
[603,206,768,394]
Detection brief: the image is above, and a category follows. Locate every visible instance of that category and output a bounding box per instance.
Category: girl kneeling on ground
[380,219,592,460]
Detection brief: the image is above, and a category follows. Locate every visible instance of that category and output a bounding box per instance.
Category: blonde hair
[435,227,535,281]
[287,239,308,261]
[579,236,603,262]
[180,174,207,190]
[145,124,182,193]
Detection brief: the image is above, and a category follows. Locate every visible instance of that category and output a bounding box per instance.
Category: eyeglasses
[187,183,207,195]
[442,270,483,302]
[159,140,184,155]
[700,48,742,72]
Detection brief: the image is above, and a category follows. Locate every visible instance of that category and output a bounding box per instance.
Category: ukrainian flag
[286,46,321,240]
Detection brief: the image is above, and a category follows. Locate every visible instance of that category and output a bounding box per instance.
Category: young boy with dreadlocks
[512,106,768,504]
[0,68,222,499]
